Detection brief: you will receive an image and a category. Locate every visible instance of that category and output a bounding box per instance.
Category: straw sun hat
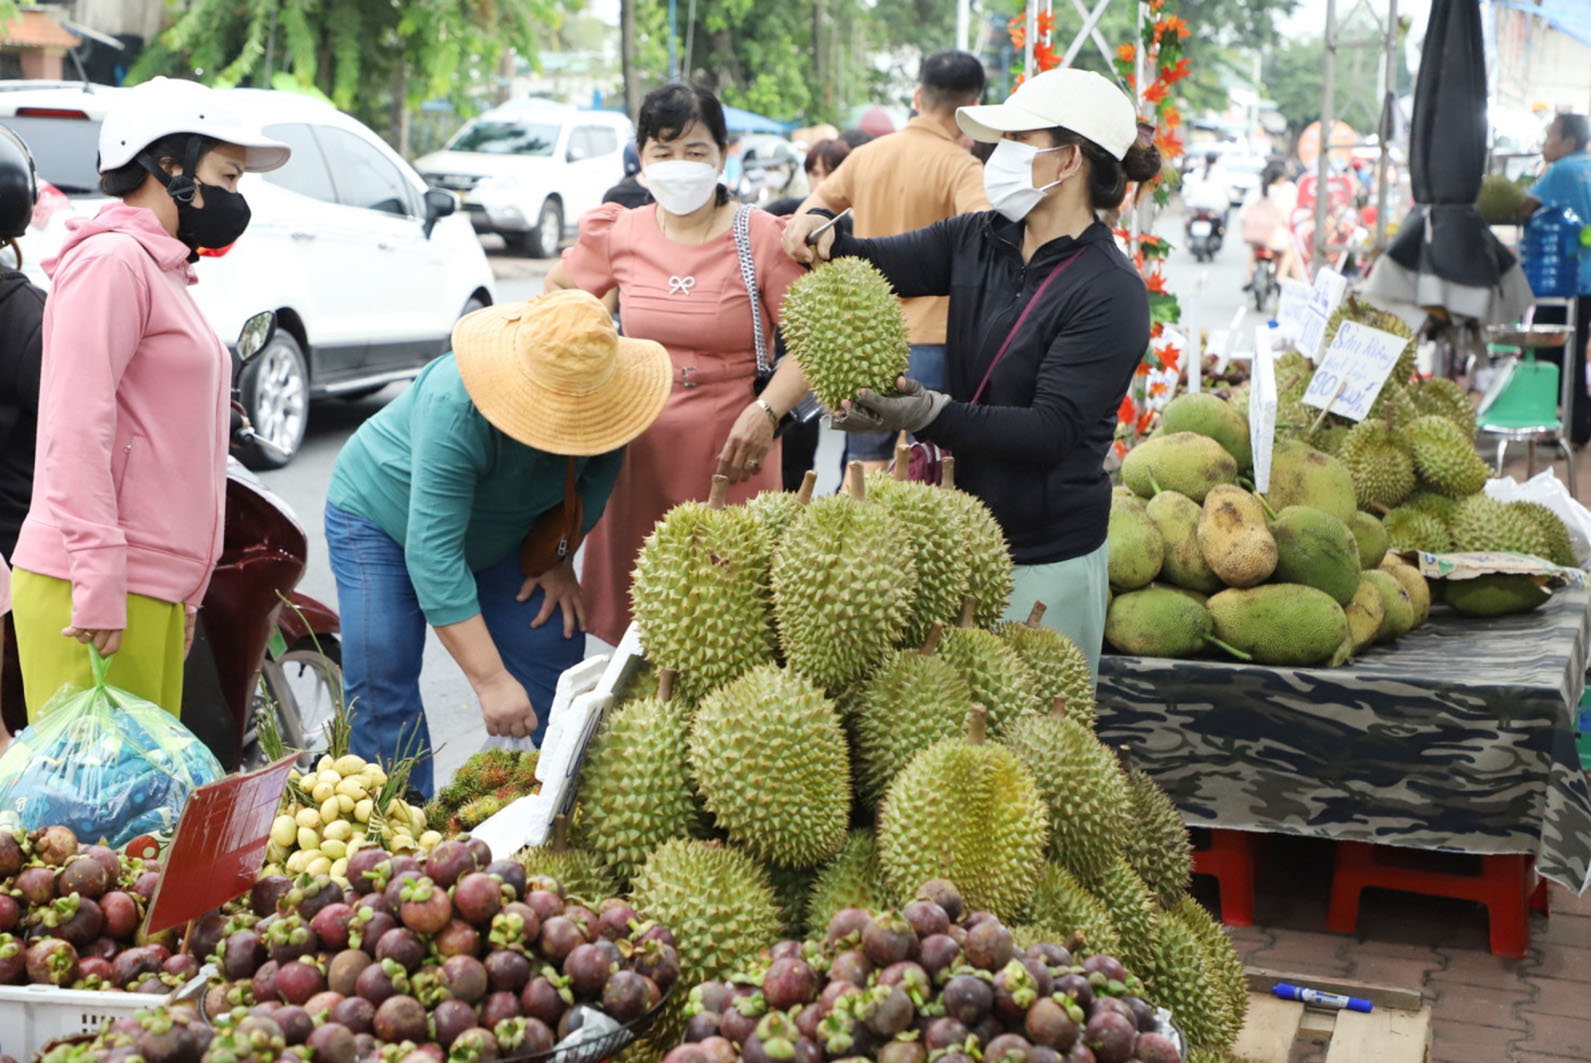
[452,290,671,456]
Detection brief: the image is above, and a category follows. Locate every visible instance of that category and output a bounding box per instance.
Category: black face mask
[139,138,252,261]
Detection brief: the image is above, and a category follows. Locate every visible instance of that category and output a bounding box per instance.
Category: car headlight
[474,175,521,196]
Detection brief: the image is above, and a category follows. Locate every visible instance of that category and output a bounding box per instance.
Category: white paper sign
[1301,320,1409,422]
[1295,267,1348,363]
[1275,279,1313,343]
[1249,326,1278,493]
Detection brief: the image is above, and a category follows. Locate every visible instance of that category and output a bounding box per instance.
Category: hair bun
[1122,141,1162,184]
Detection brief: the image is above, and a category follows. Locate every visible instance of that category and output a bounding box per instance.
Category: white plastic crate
[0,966,209,1061]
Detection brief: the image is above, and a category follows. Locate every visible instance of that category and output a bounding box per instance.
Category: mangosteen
[382,869,423,912]
[29,825,77,867]
[524,889,564,924]
[825,907,871,945]
[332,995,376,1035]
[564,941,613,998]
[164,954,201,982]
[879,961,930,999]
[520,975,569,1026]
[1024,999,1079,1051]
[941,974,993,1025]
[0,831,22,877]
[1022,956,1054,999]
[1122,997,1156,1032]
[1080,955,1126,985]
[0,897,18,935]
[665,1048,709,1063]
[274,1005,315,1045]
[1090,998,1134,1023]
[397,877,452,935]
[433,998,479,1048]
[964,920,1015,972]
[1133,1032,1178,1063]
[453,872,504,928]
[819,980,859,1012]
[1027,943,1072,971]
[328,948,373,997]
[184,909,226,959]
[304,989,345,1019]
[596,901,639,941]
[762,956,817,1010]
[348,906,397,952]
[310,902,356,951]
[462,835,493,869]
[305,1023,358,1063]
[1081,1013,1134,1063]
[346,849,392,895]
[828,949,872,988]
[686,1011,724,1042]
[901,899,951,940]
[631,938,680,993]
[353,957,410,1006]
[45,894,104,949]
[912,879,964,923]
[250,957,282,1003]
[435,918,481,958]
[15,866,55,906]
[424,840,477,890]
[561,904,597,941]
[602,969,649,1022]
[58,855,111,900]
[77,955,113,985]
[694,980,733,1015]
[484,949,531,994]
[878,1041,927,1063]
[83,937,118,960]
[450,1026,500,1062]
[441,953,490,1004]
[984,1034,1034,1063]
[372,994,429,1044]
[538,915,584,964]
[374,926,425,971]
[130,869,160,901]
[484,860,527,901]
[480,989,521,1029]
[1054,972,1093,1010]
[1031,1049,1061,1063]
[863,912,920,967]
[719,1002,760,1047]
[25,937,77,985]
[286,875,345,924]
[698,1037,737,1063]
[972,1017,1005,1049]
[925,1017,970,1051]
[276,960,326,1005]
[867,986,915,1037]
[112,945,163,989]
[994,960,1039,1022]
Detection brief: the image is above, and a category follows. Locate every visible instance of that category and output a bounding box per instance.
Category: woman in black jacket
[784,68,1156,677]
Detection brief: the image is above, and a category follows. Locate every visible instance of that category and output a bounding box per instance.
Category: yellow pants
[10,569,185,720]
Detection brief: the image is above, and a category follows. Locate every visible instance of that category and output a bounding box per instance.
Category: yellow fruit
[337,794,355,815]
[389,833,417,852]
[330,858,348,882]
[311,783,335,805]
[354,799,374,823]
[265,842,289,864]
[298,774,318,796]
[262,863,284,879]
[419,830,443,849]
[324,820,354,843]
[271,814,299,849]
[295,807,322,830]
[320,839,348,860]
[298,826,321,852]
[333,755,367,776]
[318,796,341,823]
[306,856,333,877]
[316,755,335,775]
[285,850,311,875]
[335,778,368,802]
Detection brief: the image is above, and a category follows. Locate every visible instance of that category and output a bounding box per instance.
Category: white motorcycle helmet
[97,77,290,175]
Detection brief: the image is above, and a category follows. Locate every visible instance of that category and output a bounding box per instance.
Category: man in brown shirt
[800,50,991,467]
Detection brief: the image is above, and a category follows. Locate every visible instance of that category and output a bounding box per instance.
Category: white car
[414,100,634,258]
[0,82,496,468]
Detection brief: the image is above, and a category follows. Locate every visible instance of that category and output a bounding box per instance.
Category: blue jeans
[844,344,948,462]
[324,502,581,799]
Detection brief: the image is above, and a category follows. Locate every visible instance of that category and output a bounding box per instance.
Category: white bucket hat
[957,68,1138,161]
[98,77,291,174]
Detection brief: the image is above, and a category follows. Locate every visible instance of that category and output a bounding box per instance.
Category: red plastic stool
[1326,841,1544,958]
[1190,828,1256,926]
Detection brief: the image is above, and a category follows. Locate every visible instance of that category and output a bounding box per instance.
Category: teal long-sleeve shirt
[327,354,623,626]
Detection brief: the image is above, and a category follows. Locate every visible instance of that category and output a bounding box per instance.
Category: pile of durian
[535,463,1246,1063]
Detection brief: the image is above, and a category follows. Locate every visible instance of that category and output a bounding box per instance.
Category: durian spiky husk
[877,724,1049,922]
[1083,856,1160,972]
[867,472,973,645]
[1383,506,1453,553]
[1147,910,1242,1053]
[1168,894,1249,1040]
[745,490,806,547]
[939,627,1039,735]
[1407,416,1488,498]
[1449,493,1549,556]
[782,257,910,410]
[1122,770,1192,909]
[773,493,919,689]
[993,620,1098,731]
[999,711,1129,884]
[1339,420,1415,510]
[1023,862,1121,955]
[1407,488,1461,526]
[1510,500,1577,567]
[515,843,618,902]
[570,695,699,885]
[689,665,851,868]
[632,499,776,702]
[767,864,817,938]
[852,648,973,800]
[805,829,898,937]
[1412,376,1478,438]
[938,487,1016,628]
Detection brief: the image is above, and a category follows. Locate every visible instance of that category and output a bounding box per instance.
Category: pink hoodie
[11,204,228,630]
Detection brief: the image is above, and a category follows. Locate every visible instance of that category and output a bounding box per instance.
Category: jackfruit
[1268,505,1361,605]
[1338,419,1415,510]
[1343,578,1386,652]
[1122,432,1239,502]
[939,464,1016,627]
[1104,587,1222,658]
[1207,584,1350,665]
[782,257,910,410]
[994,607,1099,730]
[1448,494,1550,557]
[1510,500,1578,568]
[1407,416,1489,497]
[1443,573,1551,617]
[1379,554,1433,625]
[1411,376,1478,439]
[1477,173,1530,225]
[1360,569,1415,640]
[867,469,973,645]
[1264,440,1357,523]
[851,627,974,800]
[1108,491,1165,589]
[1159,392,1254,467]
[877,707,1049,921]
[1384,506,1453,553]
[1147,489,1225,593]
[1198,485,1277,588]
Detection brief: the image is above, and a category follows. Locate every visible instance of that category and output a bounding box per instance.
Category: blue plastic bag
[0,648,223,846]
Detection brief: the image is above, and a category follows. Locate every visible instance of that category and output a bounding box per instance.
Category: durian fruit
[994,604,1098,731]
[1448,493,1549,557]
[804,830,897,937]
[570,671,699,884]
[517,818,619,901]
[939,599,1040,734]
[1407,416,1489,497]
[999,702,1129,884]
[1146,909,1242,1054]
[781,257,910,411]
[1024,862,1121,955]
[1477,173,1530,224]
[1510,500,1577,567]
[1383,506,1453,553]
[877,706,1049,922]
[868,460,973,645]
[940,458,1016,627]
[1312,422,1350,457]
[1121,768,1192,909]
[773,464,919,689]
[689,665,850,868]
[632,476,776,701]
[1407,488,1461,527]
[745,470,817,547]
[1338,419,1415,510]
[1412,376,1478,439]
[1444,573,1552,616]
[1168,894,1249,1039]
[768,865,816,938]
[852,623,973,800]
[1084,856,1160,972]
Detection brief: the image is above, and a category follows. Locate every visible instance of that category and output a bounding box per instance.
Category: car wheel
[525,198,564,258]
[240,331,309,470]
[245,638,344,770]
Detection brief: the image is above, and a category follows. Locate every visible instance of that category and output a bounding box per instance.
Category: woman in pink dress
[544,82,809,645]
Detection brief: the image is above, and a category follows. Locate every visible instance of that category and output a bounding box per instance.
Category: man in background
[800,49,991,469]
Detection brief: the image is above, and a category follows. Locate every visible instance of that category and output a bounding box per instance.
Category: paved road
[260,213,1247,790]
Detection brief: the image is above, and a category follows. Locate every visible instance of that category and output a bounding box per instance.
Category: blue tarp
[721,105,789,134]
[1495,0,1591,48]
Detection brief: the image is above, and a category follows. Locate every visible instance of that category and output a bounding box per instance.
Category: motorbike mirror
[237,312,276,363]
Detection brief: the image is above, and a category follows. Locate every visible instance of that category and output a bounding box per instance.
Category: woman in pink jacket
[9,78,289,718]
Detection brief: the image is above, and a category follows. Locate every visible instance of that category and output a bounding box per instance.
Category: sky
[1280,0,1433,41]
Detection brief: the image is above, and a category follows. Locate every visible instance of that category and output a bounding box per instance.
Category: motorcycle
[1250,246,1279,314]
[181,312,343,772]
[1186,208,1225,262]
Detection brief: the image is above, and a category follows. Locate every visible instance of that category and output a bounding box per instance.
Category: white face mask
[643,160,721,215]
[983,140,1068,222]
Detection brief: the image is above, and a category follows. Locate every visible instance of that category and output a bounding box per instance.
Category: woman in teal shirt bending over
[325,291,669,797]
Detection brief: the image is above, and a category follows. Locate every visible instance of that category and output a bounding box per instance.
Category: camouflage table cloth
[1096,586,1591,893]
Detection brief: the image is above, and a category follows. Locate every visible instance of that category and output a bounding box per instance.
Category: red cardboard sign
[144,754,298,934]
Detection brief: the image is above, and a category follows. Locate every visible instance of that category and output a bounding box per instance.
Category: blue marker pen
[1273,982,1373,1013]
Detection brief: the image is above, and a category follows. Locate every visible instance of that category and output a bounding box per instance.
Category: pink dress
[563,203,807,645]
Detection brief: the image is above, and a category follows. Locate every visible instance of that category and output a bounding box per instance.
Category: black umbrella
[1368,0,1532,322]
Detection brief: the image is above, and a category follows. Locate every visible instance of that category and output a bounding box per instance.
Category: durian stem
[656,668,677,703]
[708,475,729,510]
[1250,490,1279,522]
[893,443,911,481]
[941,456,957,489]
[1203,635,1254,661]
[796,470,817,505]
[846,461,867,501]
[958,594,979,629]
[1114,744,1135,773]
[1051,695,1067,718]
[1148,471,1163,497]
[551,814,570,852]
[1370,501,1392,516]
[966,705,988,745]
[1026,602,1047,629]
[1307,379,1347,438]
[920,621,944,657]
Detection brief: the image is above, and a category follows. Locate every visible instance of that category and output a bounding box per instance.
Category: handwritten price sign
[1301,320,1409,422]
[1249,326,1279,493]
[1295,268,1348,362]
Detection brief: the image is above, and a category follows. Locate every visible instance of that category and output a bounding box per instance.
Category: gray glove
[833,378,950,434]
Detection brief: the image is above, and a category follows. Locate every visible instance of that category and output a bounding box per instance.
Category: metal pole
[1129,1,1147,249]
[1314,0,1337,274]
[1024,2,1037,79]
[1374,0,1398,252]
[957,0,971,53]
[668,0,679,79]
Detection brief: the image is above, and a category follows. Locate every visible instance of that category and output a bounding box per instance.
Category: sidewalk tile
[1513,1010,1591,1059]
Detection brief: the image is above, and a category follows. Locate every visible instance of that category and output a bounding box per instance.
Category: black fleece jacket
[830,212,1149,565]
[0,267,44,559]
